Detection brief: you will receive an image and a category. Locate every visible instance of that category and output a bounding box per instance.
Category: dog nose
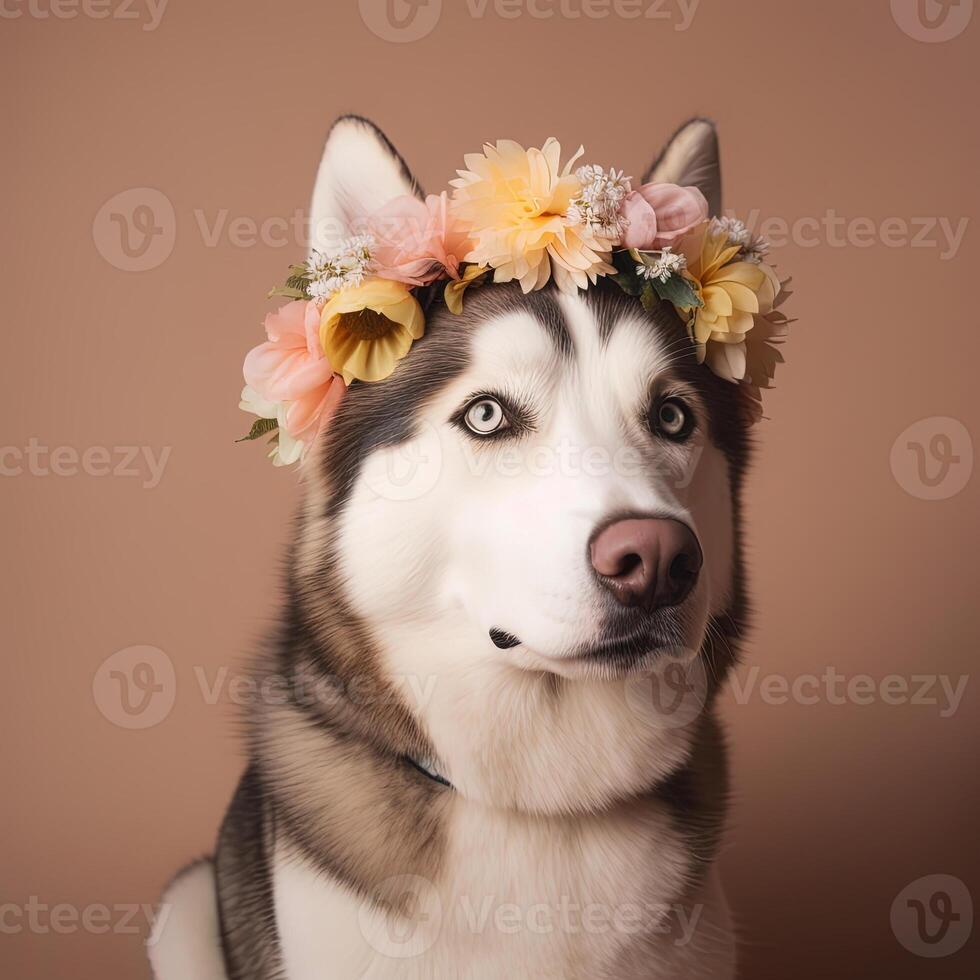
[590,518,702,610]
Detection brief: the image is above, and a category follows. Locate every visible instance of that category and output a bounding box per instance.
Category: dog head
[286,118,751,812]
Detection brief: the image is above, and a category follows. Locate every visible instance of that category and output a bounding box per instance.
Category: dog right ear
[309,116,423,256]
[643,118,721,218]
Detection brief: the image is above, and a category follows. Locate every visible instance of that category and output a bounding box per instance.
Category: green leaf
[237,417,278,443]
[267,285,308,301]
[652,274,702,310]
[611,271,643,297]
[640,283,658,312]
[610,249,644,296]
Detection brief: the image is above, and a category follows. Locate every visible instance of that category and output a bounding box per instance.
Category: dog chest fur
[271,787,732,980]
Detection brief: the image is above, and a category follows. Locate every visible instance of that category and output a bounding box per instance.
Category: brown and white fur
[151,116,753,980]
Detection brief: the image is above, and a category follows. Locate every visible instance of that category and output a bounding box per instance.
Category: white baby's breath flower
[637,247,687,283]
[740,236,771,264]
[712,216,751,248]
[306,234,376,303]
[568,165,632,243]
[712,216,770,264]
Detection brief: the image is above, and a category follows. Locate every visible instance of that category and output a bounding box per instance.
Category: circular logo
[358,0,442,42]
[92,188,176,272]
[891,874,973,957]
[361,421,444,502]
[624,648,708,731]
[92,645,176,729]
[890,0,974,42]
[890,417,973,500]
[357,874,442,959]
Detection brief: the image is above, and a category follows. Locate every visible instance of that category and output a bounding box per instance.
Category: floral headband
[240,138,792,465]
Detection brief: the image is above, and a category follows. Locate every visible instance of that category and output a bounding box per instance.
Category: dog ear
[309,115,423,255]
[642,118,721,217]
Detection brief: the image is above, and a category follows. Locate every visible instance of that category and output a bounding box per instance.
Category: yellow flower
[319,278,425,384]
[450,138,615,294]
[444,264,489,315]
[678,223,780,381]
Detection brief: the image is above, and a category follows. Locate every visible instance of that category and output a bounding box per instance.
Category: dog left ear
[308,115,423,256]
[643,118,721,217]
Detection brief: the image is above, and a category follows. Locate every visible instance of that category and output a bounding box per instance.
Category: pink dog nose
[590,518,702,610]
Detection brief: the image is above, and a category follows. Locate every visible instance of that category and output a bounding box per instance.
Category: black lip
[572,627,687,671]
[489,628,521,650]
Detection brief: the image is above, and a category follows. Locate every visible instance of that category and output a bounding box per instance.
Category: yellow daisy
[678,223,780,380]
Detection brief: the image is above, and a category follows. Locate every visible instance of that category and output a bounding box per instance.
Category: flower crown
[240,138,792,465]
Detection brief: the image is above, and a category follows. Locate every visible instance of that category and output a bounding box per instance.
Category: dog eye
[652,397,693,441]
[464,397,508,436]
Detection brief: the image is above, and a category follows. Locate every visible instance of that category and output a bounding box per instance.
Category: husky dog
[151,116,751,980]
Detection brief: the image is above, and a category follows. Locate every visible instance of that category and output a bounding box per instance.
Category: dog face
[291,119,750,811]
[335,284,739,676]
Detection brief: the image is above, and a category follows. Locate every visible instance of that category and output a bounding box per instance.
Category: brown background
[3,0,978,977]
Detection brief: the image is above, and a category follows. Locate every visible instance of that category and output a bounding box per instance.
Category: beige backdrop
[3,0,978,977]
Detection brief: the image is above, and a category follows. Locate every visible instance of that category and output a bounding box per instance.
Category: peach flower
[361,192,473,286]
[242,299,345,444]
[450,138,615,294]
[620,183,708,251]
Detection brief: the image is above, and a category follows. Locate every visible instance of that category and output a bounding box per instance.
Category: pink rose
[361,192,474,285]
[243,300,344,443]
[620,183,708,251]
